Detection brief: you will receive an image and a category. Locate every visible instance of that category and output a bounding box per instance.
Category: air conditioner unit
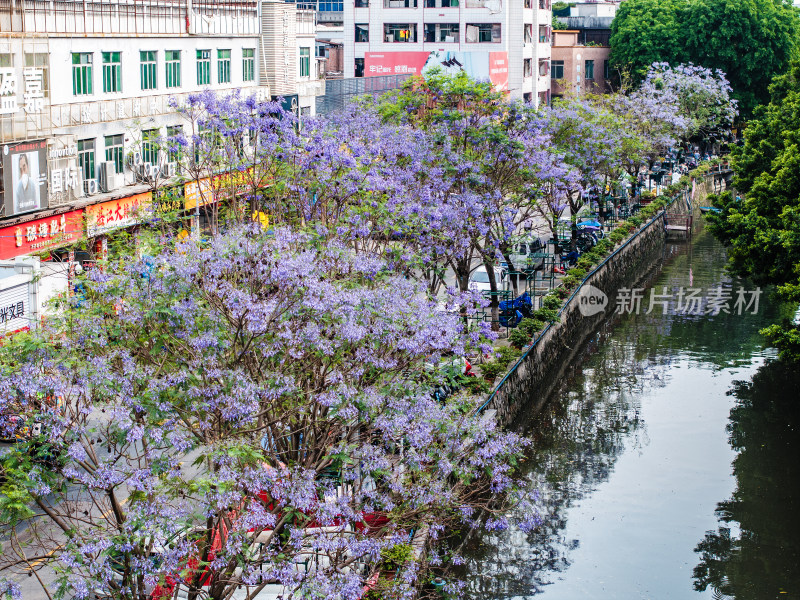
[98,161,123,193]
[164,162,178,178]
[85,178,99,196]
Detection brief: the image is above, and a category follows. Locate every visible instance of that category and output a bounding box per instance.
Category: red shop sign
[0,209,84,260]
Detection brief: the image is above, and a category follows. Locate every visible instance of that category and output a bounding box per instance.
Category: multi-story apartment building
[342,0,551,103]
[0,0,323,334]
[0,0,322,221]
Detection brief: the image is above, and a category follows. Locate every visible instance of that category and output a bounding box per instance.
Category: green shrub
[629,215,643,227]
[509,327,531,349]
[381,543,414,569]
[595,238,613,253]
[522,318,545,335]
[533,307,559,322]
[462,376,491,395]
[497,345,522,364]
[541,294,562,310]
[480,359,507,381]
[553,286,570,299]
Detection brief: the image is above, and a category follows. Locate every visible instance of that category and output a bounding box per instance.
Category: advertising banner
[86,192,152,237]
[364,51,509,90]
[2,139,48,217]
[0,281,30,335]
[0,209,84,261]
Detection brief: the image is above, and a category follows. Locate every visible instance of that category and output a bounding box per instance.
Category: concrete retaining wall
[484,208,669,427]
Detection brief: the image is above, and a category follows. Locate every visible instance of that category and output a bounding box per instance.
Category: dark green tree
[609,0,687,80]
[707,64,800,361]
[682,0,800,116]
[610,0,800,116]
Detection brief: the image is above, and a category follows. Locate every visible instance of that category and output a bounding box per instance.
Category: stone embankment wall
[483,175,714,426]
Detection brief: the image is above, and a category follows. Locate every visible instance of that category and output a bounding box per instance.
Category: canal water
[463,225,800,599]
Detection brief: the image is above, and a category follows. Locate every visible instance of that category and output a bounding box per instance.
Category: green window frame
[72,53,93,96]
[78,139,95,193]
[142,129,160,166]
[197,50,211,85]
[102,51,122,93]
[165,51,181,88]
[299,47,310,78]
[242,48,255,82]
[217,49,231,84]
[104,134,124,174]
[585,59,594,80]
[140,51,157,90]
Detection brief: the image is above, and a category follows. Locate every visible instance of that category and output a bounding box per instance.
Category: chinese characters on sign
[0,301,24,324]
[85,192,153,237]
[0,68,44,115]
[615,286,762,316]
[0,209,84,260]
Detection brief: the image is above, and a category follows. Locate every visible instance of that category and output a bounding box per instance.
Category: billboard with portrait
[2,139,48,217]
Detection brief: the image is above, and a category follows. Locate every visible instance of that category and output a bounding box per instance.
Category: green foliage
[610,0,800,115]
[552,1,575,16]
[533,307,559,322]
[496,345,522,365]
[707,63,800,361]
[609,0,687,80]
[552,15,567,30]
[461,376,492,394]
[380,543,415,569]
[509,327,531,349]
[479,360,507,382]
[541,294,563,311]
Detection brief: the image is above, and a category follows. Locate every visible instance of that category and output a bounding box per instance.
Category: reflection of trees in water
[693,360,800,600]
[462,331,668,598]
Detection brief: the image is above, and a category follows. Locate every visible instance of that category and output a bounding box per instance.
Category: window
[539,59,549,76]
[551,60,564,79]
[299,47,310,78]
[78,139,95,193]
[140,51,157,90]
[604,59,610,80]
[465,23,501,43]
[384,0,416,6]
[539,0,550,7]
[72,53,93,96]
[24,53,49,98]
[424,23,459,43]
[143,129,160,166]
[197,50,211,85]
[355,58,365,78]
[585,59,594,80]
[218,49,231,83]
[354,0,369,6]
[355,24,370,42]
[166,125,183,163]
[539,24,551,43]
[243,48,255,82]
[104,134,124,174]
[524,24,533,44]
[425,0,458,6]
[384,23,417,42]
[0,54,11,68]
[102,51,122,93]
[166,50,181,88]
[318,0,344,9]
[523,58,532,78]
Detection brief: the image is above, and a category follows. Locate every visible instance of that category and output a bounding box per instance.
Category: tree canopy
[609,0,800,116]
[707,63,800,360]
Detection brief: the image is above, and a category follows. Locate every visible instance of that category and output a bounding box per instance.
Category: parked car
[468,266,508,294]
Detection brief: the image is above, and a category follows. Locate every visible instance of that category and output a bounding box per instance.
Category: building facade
[342,0,552,103]
[0,0,324,332]
[550,29,610,98]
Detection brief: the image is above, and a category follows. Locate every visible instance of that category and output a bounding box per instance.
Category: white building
[342,0,551,103]
[0,0,322,217]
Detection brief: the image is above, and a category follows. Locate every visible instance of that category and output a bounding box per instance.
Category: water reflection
[693,359,800,599]
[461,229,798,599]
